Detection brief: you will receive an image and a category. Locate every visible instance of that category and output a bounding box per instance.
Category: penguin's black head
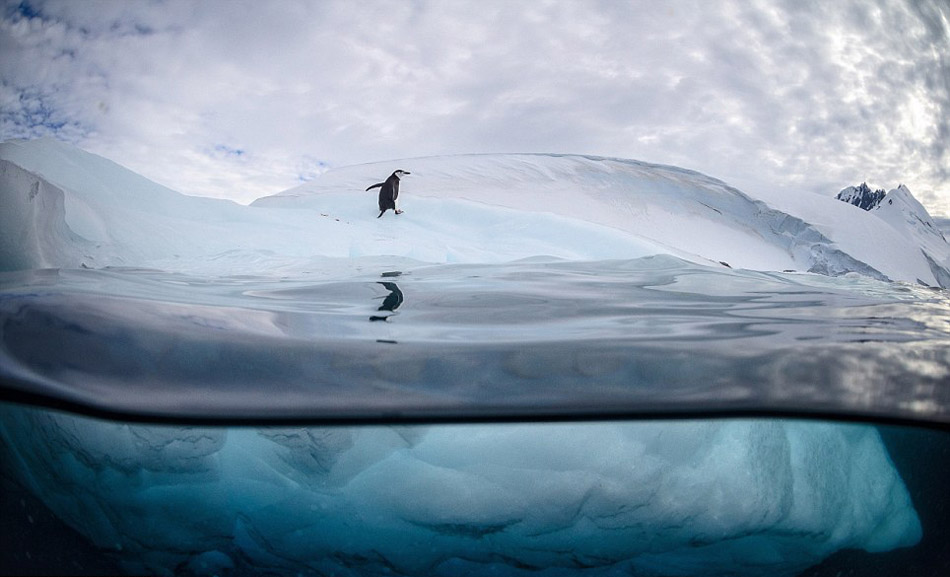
[393,169,410,179]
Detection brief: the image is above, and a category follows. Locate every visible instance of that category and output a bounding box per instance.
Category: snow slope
[838,183,950,286]
[258,153,950,285]
[2,138,949,286]
[0,139,321,271]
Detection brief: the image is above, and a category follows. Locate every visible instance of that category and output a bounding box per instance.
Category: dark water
[1,256,949,575]
[1,255,949,424]
[801,425,950,577]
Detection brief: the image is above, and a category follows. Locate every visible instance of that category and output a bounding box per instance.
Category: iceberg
[0,138,943,575]
[2,138,949,285]
[0,404,923,576]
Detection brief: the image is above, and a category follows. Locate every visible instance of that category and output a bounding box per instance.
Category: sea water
[1,255,949,575]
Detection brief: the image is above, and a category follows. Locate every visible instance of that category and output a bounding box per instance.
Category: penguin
[366,170,410,218]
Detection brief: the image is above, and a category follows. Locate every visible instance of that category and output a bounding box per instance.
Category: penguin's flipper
[366,182,384,191]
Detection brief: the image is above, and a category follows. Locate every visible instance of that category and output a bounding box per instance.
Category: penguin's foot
[395,209,403,215]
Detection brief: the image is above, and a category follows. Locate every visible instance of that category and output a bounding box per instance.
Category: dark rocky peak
[836,182,887,211]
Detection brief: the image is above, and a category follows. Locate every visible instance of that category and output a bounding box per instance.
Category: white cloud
[1,0,948,212]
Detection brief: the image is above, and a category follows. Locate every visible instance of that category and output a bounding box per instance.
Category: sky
[2,0,949,215]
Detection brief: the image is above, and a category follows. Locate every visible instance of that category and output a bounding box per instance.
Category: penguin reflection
[370,282,403,322]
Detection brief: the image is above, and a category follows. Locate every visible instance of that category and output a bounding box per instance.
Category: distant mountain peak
[836,182,887,211]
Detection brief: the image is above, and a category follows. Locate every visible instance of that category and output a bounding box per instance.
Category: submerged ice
[1,138,945,574]
[0,404,922,576]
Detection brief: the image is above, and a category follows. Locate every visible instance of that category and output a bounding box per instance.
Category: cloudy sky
[2,0,948,215]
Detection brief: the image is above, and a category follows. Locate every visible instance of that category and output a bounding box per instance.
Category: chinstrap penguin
[366,170,410,218]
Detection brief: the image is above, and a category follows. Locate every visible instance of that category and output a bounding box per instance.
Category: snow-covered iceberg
[2,138,949,285]
[0,138,943,575]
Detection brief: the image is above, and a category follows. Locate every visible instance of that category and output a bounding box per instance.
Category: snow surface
[0,138,936,574]
[2,138,949,285]
[836,182,950,286]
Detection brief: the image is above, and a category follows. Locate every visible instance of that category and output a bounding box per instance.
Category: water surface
[2,255,948,425]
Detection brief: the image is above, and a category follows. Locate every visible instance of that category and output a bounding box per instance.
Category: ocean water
[1,255,949,575]
[2,254,948,423]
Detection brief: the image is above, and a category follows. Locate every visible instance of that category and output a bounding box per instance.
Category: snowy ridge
[2,138,949,286]
[256,153,894,280]
[837,182,950,287]
[873,186,950,285]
